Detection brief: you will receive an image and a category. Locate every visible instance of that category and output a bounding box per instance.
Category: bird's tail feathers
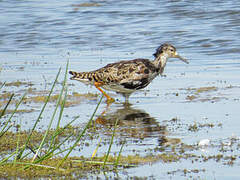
[69,71,83,80]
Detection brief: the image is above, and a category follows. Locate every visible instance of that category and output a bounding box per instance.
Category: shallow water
[1,0,240,179]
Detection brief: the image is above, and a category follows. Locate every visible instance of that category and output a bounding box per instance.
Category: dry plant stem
[91,138,102,159]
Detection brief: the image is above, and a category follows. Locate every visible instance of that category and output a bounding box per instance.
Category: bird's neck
[152,53,169,75]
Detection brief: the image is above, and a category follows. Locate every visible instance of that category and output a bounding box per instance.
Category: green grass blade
[0,151,17,165]
[48,111,75,152]
[57,95,103,168]
[32,92,61,160]
[14,121,22,165]
[56,87,67,130]
[0,93,14,118]
[32,67,67,161]
[30,132,74,166]
[51,115,78,145]
[17,68,61,160]
[48,61,69,151]
[115,140,125,168]
[56,60,69,129]
[0,82,5,90]
[0,93,26,137]
[0,125,13,138]
[103,118,119,169]
[26,116,79,167]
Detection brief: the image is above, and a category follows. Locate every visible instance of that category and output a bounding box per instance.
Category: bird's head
[153,43,189,64]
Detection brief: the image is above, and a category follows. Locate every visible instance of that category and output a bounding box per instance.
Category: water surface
[1,0,240,179]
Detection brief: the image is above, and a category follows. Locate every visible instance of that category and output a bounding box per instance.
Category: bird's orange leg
[94,82,115,104]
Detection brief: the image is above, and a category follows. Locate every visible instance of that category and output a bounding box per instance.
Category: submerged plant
[0,61,76,167]
[0,61,133,178]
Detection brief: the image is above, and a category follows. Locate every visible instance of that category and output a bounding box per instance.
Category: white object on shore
[198,139,210,146]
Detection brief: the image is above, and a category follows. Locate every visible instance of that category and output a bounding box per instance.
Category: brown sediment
[183,86,231,102]
[0,90,98,110]
[0,109,34,115]
[0,131,45,152]
[72,3,101,7]
[0,153,186,179]
[186,95,197,101]
[23,92,98,107]
[194,86,217,94]
[183,86,217,94]
[4,81,33,87]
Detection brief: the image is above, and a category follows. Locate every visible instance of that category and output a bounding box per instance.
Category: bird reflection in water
[95,104,181,146]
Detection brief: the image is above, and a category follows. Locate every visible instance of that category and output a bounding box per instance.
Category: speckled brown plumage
[69,43,188,103]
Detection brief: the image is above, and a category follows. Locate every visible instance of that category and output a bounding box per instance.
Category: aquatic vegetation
[0,92,13,100]
[72,2,101,7]
[0,131,49,152]
[0,86,98,113]
[0,109,34,115]
[194,86,217,94]
[0,153,181,179]
[1,63,240,179]
[4,81,33,87]
[186,95,197,101]
[24,92,98,107]
[188,122,214,132]
[71,2,101,11]
[0,63,133,178]
[183,85,237,102]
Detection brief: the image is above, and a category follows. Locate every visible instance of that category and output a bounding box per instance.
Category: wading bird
[69,43,188,103]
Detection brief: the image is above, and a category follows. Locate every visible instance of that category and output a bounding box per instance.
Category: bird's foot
[106,97,115,104]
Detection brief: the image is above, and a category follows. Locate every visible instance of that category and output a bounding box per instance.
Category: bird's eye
[170,49,174,52]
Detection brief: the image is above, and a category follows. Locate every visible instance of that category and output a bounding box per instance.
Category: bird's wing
[95,59,158,90]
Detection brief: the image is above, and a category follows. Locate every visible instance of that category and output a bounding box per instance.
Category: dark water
[1,1,240,179]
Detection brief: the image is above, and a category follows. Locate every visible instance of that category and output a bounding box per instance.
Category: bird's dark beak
[174,52,189,64]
